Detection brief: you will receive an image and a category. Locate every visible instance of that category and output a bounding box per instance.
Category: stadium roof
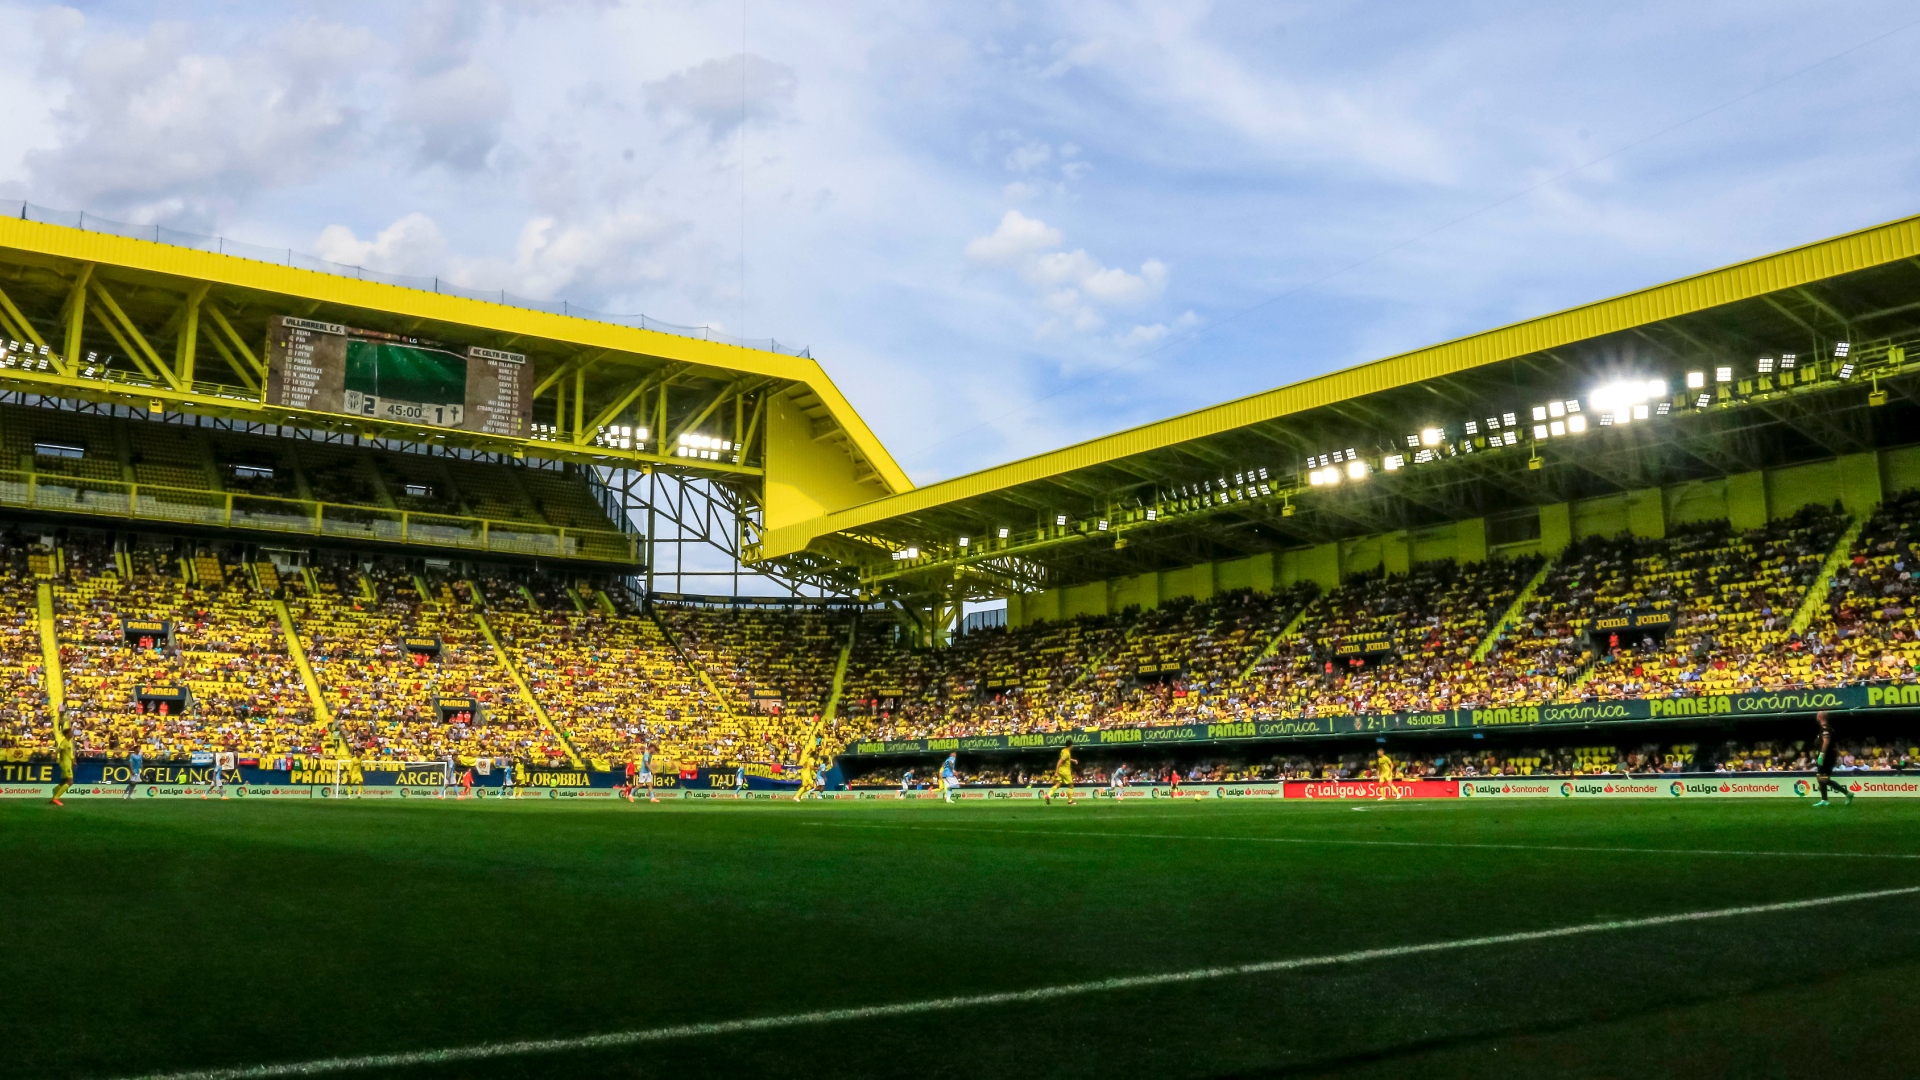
[756,212,1920,600]
[0,217,911,494]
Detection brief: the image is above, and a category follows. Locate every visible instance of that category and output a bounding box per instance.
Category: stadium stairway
[471,608,583,767]
[35,582,63,715]
[517,584,541,612]
[274,599,333,722]
[1471,556,1556,663]
[646,605,743,733]
[820,619,854,725]
[1790,515,1866,634]
[1237,603,1315,682]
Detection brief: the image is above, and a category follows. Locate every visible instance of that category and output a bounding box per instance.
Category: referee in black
[1812,710,1854,807]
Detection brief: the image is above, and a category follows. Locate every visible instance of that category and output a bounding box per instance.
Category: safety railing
[0,470,641,564]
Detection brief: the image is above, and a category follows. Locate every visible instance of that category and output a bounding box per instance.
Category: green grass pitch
[6,798,1920,1079]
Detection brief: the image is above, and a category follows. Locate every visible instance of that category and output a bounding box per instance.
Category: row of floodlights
[3,341,54,371]
[675,432,734,460]
[592,424,648,450]
[1312,343,1864,475]
[889,342,1879,567]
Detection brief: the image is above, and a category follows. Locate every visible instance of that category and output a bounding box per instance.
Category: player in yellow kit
[50,712,75,806]
[1044,741,1077,805]
[794,719,821,800]
[1375,748,1396,800]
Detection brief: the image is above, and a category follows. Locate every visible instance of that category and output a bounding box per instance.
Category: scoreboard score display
[265,316,532,437]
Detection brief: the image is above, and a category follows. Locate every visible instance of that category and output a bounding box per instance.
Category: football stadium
[5,201,1920,1076]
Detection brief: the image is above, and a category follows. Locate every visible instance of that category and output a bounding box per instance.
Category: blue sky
[2,1,1918,487]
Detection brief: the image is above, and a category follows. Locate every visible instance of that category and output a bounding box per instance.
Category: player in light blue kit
[940,752,959,803]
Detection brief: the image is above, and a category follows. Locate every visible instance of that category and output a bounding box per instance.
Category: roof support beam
[59,263,92,378]
[88,277,183,392]
[0,281,46,351]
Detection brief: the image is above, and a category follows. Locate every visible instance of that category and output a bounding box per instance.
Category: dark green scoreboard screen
[265,316,532,438]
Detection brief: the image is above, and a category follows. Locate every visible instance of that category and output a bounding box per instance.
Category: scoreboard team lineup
[265,315,533,438]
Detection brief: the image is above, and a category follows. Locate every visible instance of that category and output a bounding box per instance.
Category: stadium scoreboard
[266,316,532,437]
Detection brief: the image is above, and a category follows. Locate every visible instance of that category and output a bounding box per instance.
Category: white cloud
[313,213,451,275]
[396,62,512,171]
[645,53,797,142]
[1117,310,1200,348]
[967,210,1169,338]
[963,210,1063,263]
[1003,139,1051,173]
[21,10,377,227]
[314,209,683,301]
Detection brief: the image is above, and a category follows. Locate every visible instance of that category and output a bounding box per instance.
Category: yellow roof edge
[762,209,1920,556]
[0,217,911,496]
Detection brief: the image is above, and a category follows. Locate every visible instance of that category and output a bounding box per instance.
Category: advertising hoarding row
[844,683,1916,757]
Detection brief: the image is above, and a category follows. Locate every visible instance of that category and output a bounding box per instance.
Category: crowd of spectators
[8,489,1920,771]
[297,560,564,766]
[0,536,51,755]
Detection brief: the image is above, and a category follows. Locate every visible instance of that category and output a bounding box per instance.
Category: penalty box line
[121,885,1920,1080]
[812,822,1920,861]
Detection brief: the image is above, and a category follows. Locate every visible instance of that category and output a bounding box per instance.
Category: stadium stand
[1243,560,1536,717]
[1576,506,1848,697]
[0,501,1913,777]
[483,582,733,769]
[1806,488,1920,684]
[295,560,563,767]
[0,536,51,754]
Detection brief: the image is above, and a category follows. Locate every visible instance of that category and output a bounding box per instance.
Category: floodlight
[1421,428,1442,446]
[1384,454,1404,471]
[1696,393,1712,407]
[1502,412,1517,427]
[1405,434,1420,448]
[1144,509,1157,521]
[958,536,969,548]
[1645,379,1667,399]
[1780,354,1797,370]
[904,547,919,559]
[1346,459,1368,481]
[1549,420,1565,437]
[1564,399,1581,414]
[1532,406,1548,422]
[1533,424,1550,439]
[1548,401,1565,418]
[1056,514,1068,526]
[1567,415,1587,434]
[1485,416,1501,430]
[1687,371,1706,389]
[1502,430,1517,445]
[1632,404,1649,420]
[1097,519,1109,531]
[1715,366,1733,383]
[1465,420,1479,435]
[1838,362,1856,380]
[1835,341,1851,357]
[1598,414,1613,426]
[1655,402,1670,415]
[1757,357,1775,374]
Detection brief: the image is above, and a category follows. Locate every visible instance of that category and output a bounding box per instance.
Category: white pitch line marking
[810,821,1920,861]
[119,885,1920,1080]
